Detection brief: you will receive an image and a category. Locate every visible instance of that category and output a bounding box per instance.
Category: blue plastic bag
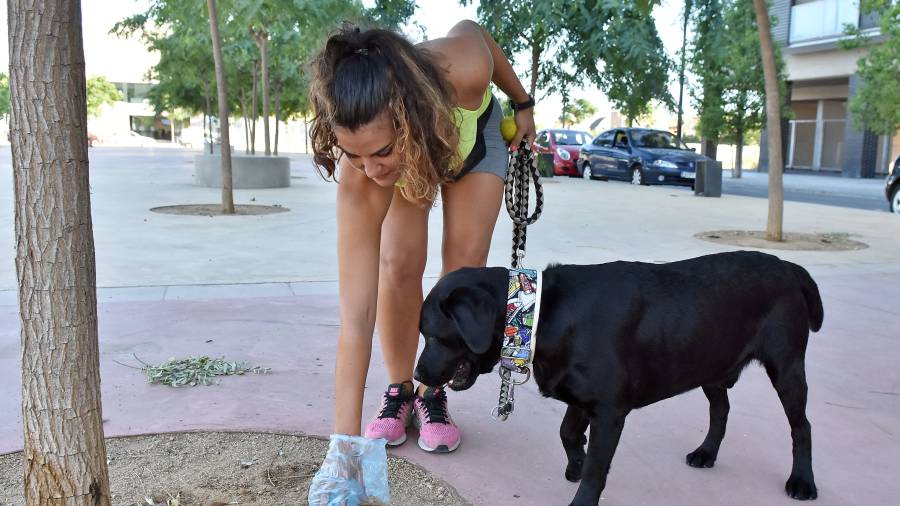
[308,434,391,506]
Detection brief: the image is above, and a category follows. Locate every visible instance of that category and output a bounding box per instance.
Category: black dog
[414,251,822,505]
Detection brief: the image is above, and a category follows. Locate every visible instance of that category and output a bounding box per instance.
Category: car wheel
[582,162,593,180]
[891,185,900,214]
[631,165,647,186]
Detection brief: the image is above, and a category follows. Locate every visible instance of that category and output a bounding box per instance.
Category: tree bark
[9,1,112,503]
[529,38,540,98]
[203,79,213,154]
[207,0,234,214]
[735,128,744,178]
[251,60,258,155]
[240,89,249,154]
[252,28,271,156]
[304,115,309,154]
[677,0,693,142]
[273,86,281,156]
[754,0,783,241]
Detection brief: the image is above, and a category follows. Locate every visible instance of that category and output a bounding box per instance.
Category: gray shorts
[458,96,508,183]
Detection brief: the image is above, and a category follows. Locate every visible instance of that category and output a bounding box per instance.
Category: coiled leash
[493,139,544,421]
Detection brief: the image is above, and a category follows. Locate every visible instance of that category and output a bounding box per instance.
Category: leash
[493,139,543,421]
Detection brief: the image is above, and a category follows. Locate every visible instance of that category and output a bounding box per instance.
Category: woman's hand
[510,107,537,152]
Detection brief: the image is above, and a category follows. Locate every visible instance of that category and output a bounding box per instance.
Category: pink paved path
[1,270,898,505]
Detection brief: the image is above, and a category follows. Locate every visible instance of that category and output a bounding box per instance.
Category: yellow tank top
[395,88,492,188]
[454,88,493,160]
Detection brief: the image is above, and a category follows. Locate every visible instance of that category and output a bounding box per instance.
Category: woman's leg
[376,187,431,384]
[440,172,505,275]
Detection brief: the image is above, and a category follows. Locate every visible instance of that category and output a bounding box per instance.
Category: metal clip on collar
[491,366,531,421]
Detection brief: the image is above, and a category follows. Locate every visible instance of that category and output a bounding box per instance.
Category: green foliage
[466,0,671,124]
[136,355,271,387]
[86,76,124,118]
[840,0,900,135]
[113,0,405,134]
[559,98,597,127]
[690,0,786,144]
[0,73,9,118]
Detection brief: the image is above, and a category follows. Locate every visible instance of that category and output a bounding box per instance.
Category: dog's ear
[439,285,496,355]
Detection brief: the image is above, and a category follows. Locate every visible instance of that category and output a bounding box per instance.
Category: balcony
[790,0,860,44]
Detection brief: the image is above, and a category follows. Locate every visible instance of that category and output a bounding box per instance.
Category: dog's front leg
[569,407,630,506]
[560,405,590,482]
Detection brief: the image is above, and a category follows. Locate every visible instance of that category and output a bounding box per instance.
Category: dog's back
[536,251,823,407]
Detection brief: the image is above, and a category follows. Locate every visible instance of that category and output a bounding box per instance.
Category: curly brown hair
[309,25,461,203]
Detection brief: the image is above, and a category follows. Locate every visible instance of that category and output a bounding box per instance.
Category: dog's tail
[786,261,824,332]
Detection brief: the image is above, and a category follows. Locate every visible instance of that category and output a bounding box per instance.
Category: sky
[1,0,695,124]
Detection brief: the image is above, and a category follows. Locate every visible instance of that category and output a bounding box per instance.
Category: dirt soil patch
[150,205,290,216]
[695,230,869,251]
[0,432,466,506]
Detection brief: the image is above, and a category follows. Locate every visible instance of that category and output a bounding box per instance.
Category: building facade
[761,0,899,177]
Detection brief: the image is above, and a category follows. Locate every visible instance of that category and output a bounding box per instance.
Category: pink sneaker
[414,387,461,453]
[364,383,414,447]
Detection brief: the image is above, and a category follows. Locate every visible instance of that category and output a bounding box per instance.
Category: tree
[592,7,673,125]
[468,0,669,121]
[86,76,124,118]
[8,0,112,503]
[676,0,693,142]
[754,0,784,241]
[719,0,767,177]
[840,0,900,136]
[559,98,597,127]
[690,0,727,157]
[113,1,217,152]
[207,0,235,214]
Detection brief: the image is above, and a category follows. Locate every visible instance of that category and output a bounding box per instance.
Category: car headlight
[652,159,678,169]
[556,148,571,161]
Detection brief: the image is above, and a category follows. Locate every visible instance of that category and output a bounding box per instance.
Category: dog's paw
[685,448,717,468]
[564,458,584,482]
[785,474,817,500]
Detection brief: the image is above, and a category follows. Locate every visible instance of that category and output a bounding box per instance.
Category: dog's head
[414,267,508,391]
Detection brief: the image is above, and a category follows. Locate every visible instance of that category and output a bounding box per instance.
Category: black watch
[509,95,535,112]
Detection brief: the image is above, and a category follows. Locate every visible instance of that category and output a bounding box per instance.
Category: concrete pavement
[1,147,899,505]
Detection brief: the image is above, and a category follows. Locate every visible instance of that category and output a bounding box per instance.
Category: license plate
[681,171,696,179]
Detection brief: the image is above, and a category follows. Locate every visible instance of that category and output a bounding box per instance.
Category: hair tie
[355,48,368,56]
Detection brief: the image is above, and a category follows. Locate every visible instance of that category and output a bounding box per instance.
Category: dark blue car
[578,128,712,186]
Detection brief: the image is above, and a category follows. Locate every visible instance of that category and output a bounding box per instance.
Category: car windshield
[553,131,590,146]
[629,130,686,149]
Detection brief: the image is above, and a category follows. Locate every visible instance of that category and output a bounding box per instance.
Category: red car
[533,129,592,176]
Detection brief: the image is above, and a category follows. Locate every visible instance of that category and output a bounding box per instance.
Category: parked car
[578,128,713,186]
[533,129,592,176]
[886,155,900,214]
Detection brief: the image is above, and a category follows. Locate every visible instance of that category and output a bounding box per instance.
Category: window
[536,132,550,148]
[629,129,685,149]
[553,131,590,146]
[595,131,613,147]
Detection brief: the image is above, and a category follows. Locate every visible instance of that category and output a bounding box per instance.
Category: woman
[309,20,535,460]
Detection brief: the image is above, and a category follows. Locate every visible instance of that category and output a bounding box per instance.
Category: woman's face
[334,110,400,187]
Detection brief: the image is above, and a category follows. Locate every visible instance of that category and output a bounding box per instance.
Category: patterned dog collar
[501,268,543,372]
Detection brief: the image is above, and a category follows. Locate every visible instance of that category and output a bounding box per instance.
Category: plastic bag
[308,434,391,506]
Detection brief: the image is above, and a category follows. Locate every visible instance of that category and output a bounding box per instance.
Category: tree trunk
[529,38,540,98]
[754,0,784,241]
[274,86,281,156]
[240,89,249,154]
[207,0,234,214]
[735,127,744,178]
[677,0,693,142]
[304,115,309,154]
[203,80,214,154]
[9,1,112,504]
[253,29,271,156]
[627,116,634,127]
[251,60,258,155]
